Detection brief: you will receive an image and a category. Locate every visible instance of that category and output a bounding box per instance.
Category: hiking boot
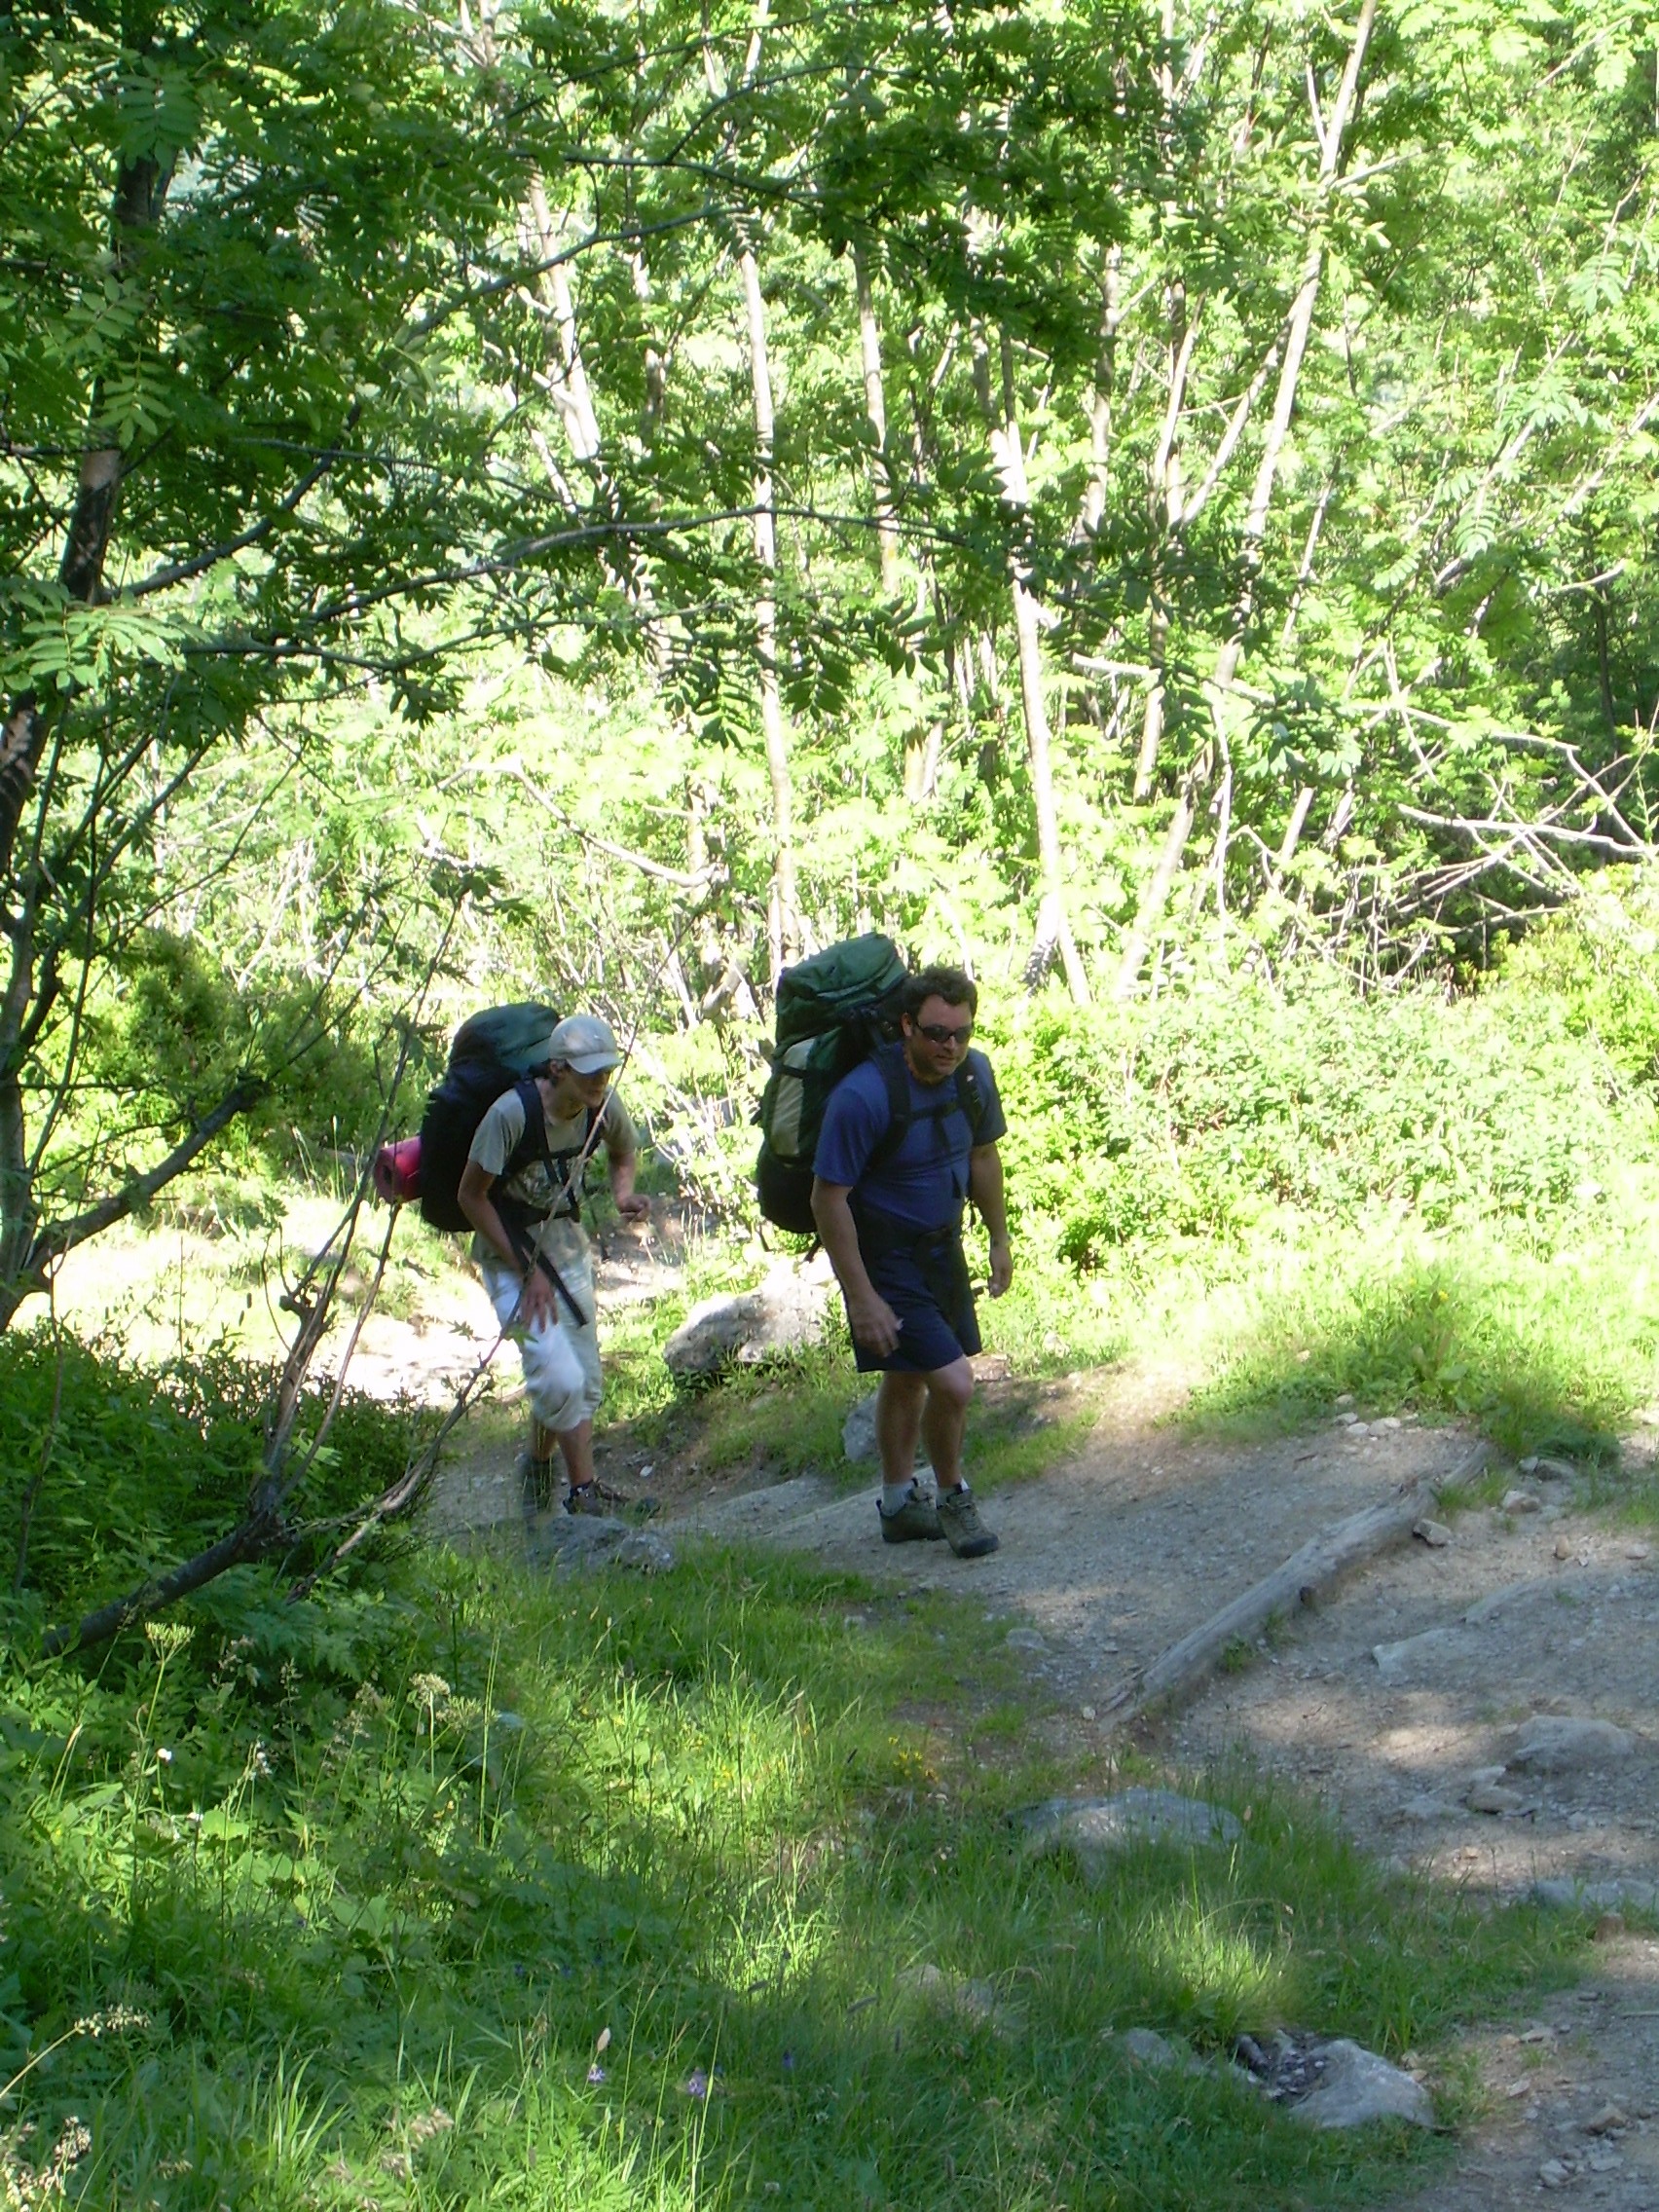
[937,1483,999,1559]
[877,1483,944,1544]
[565,1477,630,1518]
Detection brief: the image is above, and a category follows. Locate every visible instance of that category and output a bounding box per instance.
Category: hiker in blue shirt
[812,966,1012,1558]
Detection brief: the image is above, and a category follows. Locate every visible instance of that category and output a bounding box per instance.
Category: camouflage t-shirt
[467,1084,635,1254]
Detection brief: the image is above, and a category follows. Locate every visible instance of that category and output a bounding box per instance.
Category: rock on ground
[1504,1714,1637,1774]
[1016,1788,1242,1875]
[662,1263,831,1377]
[1287,2040,1434,2130]
[524,1516,676,1573]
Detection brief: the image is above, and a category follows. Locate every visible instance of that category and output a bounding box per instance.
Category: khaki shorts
[479,1219,601,1432]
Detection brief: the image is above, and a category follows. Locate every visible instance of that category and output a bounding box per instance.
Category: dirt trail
[424,1294,1659,2206]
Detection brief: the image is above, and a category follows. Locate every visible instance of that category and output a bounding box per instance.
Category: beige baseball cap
[545,1014,621,1074]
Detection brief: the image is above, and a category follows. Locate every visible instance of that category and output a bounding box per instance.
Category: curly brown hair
[901,964,977,1020]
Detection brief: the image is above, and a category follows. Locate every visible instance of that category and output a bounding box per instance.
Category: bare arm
[459,1160,555,1329]
[605,1128,650,1220]
[811,1177,902,1355]
[969,1142,1013,1296]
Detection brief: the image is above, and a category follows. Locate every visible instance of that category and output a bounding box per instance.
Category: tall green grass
[3,1531,1579,2211]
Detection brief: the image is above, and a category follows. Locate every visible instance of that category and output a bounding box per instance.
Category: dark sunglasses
[914,1020,973,1047]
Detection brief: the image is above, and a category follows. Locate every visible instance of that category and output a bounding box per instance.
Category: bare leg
[552,1418,595,1492]
[921,1357,975,1490]
[875,1371,928,1486]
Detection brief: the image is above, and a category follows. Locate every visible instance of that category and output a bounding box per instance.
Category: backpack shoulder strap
[864,1044,912,1175]
[501,1076,549,1179]
[957,1058,988,1143]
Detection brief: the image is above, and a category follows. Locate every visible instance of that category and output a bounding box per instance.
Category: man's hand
[614,1192,650,1223]
[515,1267,557,1332]
[988,1236,1014,1298]
[848,1291,903,1357]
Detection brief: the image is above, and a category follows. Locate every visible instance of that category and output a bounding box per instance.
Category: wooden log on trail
[1103,1442,1490,1729]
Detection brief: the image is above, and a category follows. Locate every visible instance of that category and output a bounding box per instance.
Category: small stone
[1412,1517,1452,1547]
[1538,2158,1569,2188]
[1505,1715,1636,1773]
[1530,1876,1659,1913]
[1377,1416,1403,1430]
[1466,1782,1529,1815]
[1626,1542,1652,1561]
[895,1963,1012,2035]
[1080,1705,1096,1721]
[1585,2104,1630,2135]
[1287,2040,1433,2130]
[1502,1488,1541,1513]
[1554,1534,1574,1560]
[1535,1456,1577,1483]
[1519,1456,1541,1473]
[1592,1912,1625,1942]
[1004,1627,1048,1652]
[1397,1792,1452,1823]
[970,1351,1014,1382]
[1015,1788,1242,1876]
[1467,1765,1508,1788]
[1111,2027,1204,2075]
[1335,1411,1359,1427]
[1335,1392,1354,1408]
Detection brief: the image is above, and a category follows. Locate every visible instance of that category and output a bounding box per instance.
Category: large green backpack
[756,935,908,1234]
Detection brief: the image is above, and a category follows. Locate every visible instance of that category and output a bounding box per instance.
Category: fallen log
[1103,1442,1490,1728]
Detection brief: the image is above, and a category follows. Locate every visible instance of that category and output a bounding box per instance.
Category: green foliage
[0,1329,425,1615]
[0,1349,1582,2208]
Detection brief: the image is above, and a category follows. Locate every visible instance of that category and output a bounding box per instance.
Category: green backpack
[756,935,909,1234]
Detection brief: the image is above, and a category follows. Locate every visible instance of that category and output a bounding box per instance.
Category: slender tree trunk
[1080,246,1122,537]
[1134,286,1198,800]
[1275,785,1316,873]
[1118,0,1379,996]
[1113,760,1202,999]
[1207,0,1378,711]
[1,137,174,1321]
[741,242,801,980]
[975,326,1089,1004]
[853,245,901,597]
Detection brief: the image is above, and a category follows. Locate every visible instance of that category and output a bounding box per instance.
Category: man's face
[552,1063,613,1112]
[902,994,974,1085]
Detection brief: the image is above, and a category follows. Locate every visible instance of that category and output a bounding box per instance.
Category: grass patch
[0,1336,1595,2210]
[1181,1224,1659,1456]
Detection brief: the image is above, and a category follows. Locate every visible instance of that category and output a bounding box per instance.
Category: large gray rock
[1531,1875,1659,1914]
[1017,1788,1242,1875]
[1505,1715,1637,1773]
[526,1516,676,1574]
[663,1264,831,1378]
[1287,2041,1433,2130]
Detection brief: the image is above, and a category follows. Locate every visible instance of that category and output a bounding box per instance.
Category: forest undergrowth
[8,900,1659,2202]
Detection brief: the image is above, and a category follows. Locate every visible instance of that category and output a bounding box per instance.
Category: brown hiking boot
[566,1478,630,1518]
[877,1483,944,1544]
[937,1483,998,1559]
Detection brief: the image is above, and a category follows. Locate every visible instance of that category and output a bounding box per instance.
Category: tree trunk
[853,244,901,597]
[1206,0,1379,712]
[976,325,1089,1005]
[1113,759,1202,1000]
[1,134,175,1324]
[740,242,801,981]
[1080,246,1123,537]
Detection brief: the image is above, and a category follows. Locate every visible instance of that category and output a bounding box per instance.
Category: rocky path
[657,1394,1659,2207]
[427,1321,1659,2206]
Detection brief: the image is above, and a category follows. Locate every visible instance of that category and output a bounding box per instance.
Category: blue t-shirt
[814,1048,1007,1232]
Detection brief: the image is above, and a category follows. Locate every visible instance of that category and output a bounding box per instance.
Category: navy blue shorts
[850,1216,981,1376]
